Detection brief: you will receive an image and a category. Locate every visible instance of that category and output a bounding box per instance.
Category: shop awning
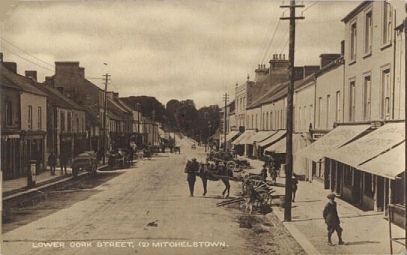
[257,130,286,148]
[265,136,286,153]
[226,130,240,142]
[298,124,370,162]
[232,130,257,145]
[248,131,276,144]
[358,142,405,180]
[327,122,405,169]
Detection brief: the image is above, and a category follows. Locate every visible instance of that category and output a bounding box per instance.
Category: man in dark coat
[323,193,344,245]
[185,158,199,196]
[199,162,209,196]
[48,152,57,175]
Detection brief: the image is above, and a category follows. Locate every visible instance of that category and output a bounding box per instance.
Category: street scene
[1,0,406,254]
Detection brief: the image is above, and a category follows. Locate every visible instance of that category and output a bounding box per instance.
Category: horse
[198,162,233,198]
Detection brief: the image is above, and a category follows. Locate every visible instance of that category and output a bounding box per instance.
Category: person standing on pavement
[199,162,209,196]
[48,152,57,175]
[292,174,298,202]
[323,193,344,246]
[59,153,68,175]
[185,158,199,197]
[261,164,268,181]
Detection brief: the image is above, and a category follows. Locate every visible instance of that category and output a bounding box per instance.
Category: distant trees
[121,96,220,142]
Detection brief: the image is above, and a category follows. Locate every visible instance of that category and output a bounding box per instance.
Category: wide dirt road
[2,138,251,255]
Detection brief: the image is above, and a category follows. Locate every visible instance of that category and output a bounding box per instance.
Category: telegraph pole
[404,17,407,248]
[280,0,304,222]
[102,73,111,164]
[223,93,229,151]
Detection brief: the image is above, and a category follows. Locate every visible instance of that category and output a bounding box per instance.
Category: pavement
[2,167,71,197]
[1,137,253,255]
[245,157,406,255]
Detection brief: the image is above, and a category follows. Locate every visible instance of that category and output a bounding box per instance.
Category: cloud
[1,0,358,108]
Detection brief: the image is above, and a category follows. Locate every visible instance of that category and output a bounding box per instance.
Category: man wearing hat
[323,193,344,245]
[185,158,199,196]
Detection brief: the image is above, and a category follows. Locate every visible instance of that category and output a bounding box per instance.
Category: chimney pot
[25,70,38,82]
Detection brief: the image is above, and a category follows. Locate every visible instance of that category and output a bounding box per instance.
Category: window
[326,95,331,128]
[298,107,302,130]
[365,11,372,54]
[266,112,269,130]
[255,114,258,129]
[309,104,313,129]
[270,111,273,130]
[251,115,254,129]
[350,22,357,61]
[383,1,392,45]
[382,69,391,120]
[317,97,322,128]
[364,173,374,197]
[349,81,356,121]
[28,105,33,129]
[37,107,42,130]
[335,91,341,123]
[60,111,65,132]
[67,112,72,132]
[363,76,372,120]
[76,117,80,132]
[5,101,12,126]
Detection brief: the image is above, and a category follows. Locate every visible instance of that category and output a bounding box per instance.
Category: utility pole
[102,73,111,164]
[280,0,304,222]
[223,93,229,151]
[404,17,406,248]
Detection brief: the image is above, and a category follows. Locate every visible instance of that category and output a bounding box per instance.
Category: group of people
[184,158,207,197]
[47,152,69,175]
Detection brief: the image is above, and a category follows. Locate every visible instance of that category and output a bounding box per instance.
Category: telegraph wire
[0,37,54,68]
[1,45,54,72]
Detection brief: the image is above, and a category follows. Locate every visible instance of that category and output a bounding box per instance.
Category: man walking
[199,162,209,196]
[48,152,57,175]
[323,193,344,246]
[185,158,199,196]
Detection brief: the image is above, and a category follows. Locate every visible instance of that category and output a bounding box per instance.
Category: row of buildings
[221,1,405,219]
[0,55,163,181]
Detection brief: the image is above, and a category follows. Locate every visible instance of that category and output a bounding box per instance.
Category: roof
[358,142,405,180]
[1,75,22,91]
[316,57,344,78]
[35,84,85,111]
[327,122,405,170]
[297,124,371,162]
[1,64,47,97]
[341,1,371,23]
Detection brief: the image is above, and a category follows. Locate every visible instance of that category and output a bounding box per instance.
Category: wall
[315,63,345,130]
[20,92,47,131]
[343,2,395,122]
[0,87,20,130]
[394,23,406,120]
[261,97,287,131]
[294,80,316,132]
[246,107,261,130]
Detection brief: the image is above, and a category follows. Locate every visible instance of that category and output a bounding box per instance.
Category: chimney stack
[25,70,38,82]
[79,67,85,79]
[0,52,3,63]
[3,62,17,73]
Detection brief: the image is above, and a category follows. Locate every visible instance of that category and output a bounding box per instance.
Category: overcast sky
[0,0,359,108]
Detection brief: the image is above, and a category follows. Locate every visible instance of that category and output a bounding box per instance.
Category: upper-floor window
[67,112,72,132]
[365,11,372,54]
[335,91,341,123]
[317,97,322,128]
[266,112,269,130]
[349,81,356,121]
[5,101,12,126]
[298,106,302,130]
[350,22,357,62]
[28,105,33,130]
[60,111,65,132]
[363,76,372,120]
[381,69,391,120]
[37,107,42,130]
[326,95,331,129]
[270,111,273,130]
[76,117,80,132]
[383,1,392,45]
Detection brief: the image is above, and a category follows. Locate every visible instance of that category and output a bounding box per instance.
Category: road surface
[2,136,304,255]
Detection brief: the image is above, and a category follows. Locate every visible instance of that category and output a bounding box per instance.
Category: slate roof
[35,83,86,111]
[1,64,47,97]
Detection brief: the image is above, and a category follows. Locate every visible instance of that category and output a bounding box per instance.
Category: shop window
[364,173,374,197]
[5,101,12,126]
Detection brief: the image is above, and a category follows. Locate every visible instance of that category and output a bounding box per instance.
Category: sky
[0,0,359,108]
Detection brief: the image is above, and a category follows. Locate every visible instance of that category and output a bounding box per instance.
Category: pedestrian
[59,153,68,175]
[323,193,344,246]
[48,152,57,175]
[292,174,298,202]
[261,164,268,181]
[199,162,209,196]
[185,158,199,196]
[269,162,278,185]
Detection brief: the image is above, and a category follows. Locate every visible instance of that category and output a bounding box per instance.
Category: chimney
[25,70,37,82]
[3,62,17,73]
[340,40,345,56]
[113,92,119,99]
[0,52,3,63]
[320,54,341,68]
[79,67,85,79]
